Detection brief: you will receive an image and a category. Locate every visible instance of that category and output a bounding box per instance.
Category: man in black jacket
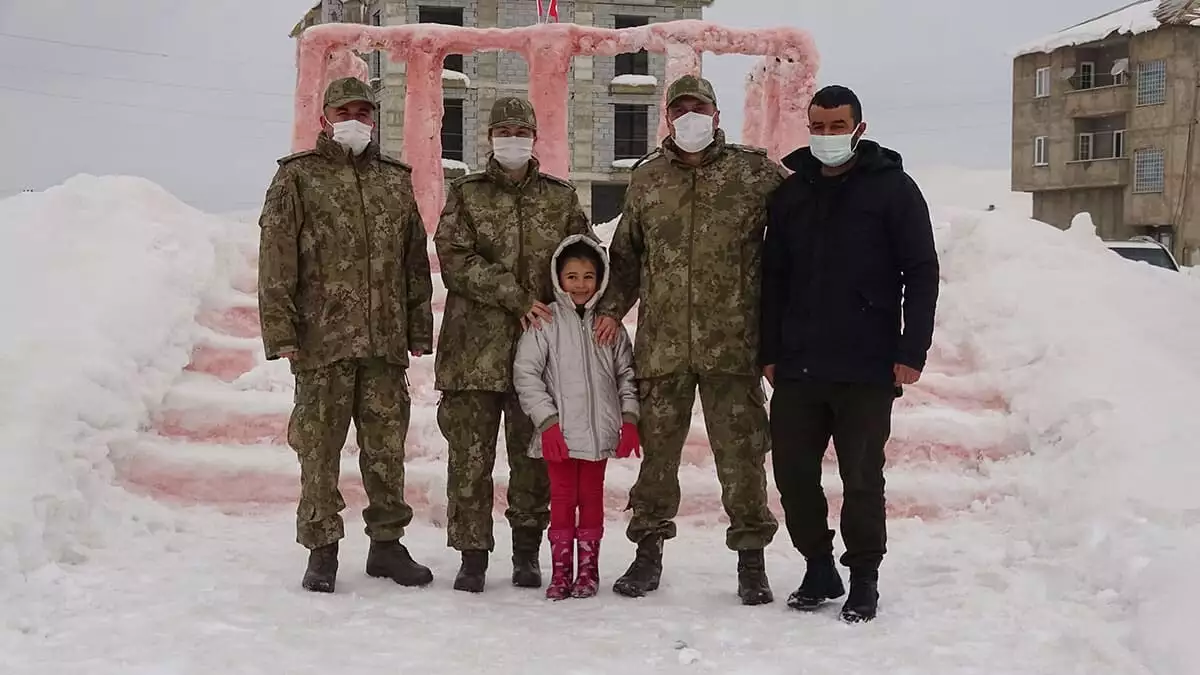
[760,85,939,623]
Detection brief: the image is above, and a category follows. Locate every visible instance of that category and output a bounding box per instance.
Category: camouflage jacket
[434,157,593,392]
[598,131,785,378]
[257,133,434,372]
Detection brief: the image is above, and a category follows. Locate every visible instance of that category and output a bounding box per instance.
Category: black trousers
[770,378,895,571]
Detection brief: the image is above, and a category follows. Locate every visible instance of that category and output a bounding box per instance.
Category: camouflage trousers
[438,390,550,551]
[626,373,779,550]
[288,358,414,549]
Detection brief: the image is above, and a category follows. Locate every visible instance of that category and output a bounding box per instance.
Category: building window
[1077,133,1094,161]
[614,15,649,76]
[442,98,464,162]
[591,183,628,226]
[1134,148,1165,193]
[419,6,465,73]
[1137,60,1166,105]
[1034,136,1048,166]
[1035,67,1050,98]
[1114,129,1125,158]
[369,10,383,82]
[614,104,650,160]
[1077,61,1096,90]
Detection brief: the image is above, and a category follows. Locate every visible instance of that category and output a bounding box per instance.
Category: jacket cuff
[537,414,559,433]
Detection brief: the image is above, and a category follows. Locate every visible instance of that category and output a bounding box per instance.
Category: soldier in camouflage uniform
[435,96,593,593]
[258,77,434,594]
[595,75,783,605]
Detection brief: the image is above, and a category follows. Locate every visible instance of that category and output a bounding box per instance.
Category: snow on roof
[1013,0,1200,56]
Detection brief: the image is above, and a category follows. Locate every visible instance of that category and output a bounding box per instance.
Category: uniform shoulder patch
[538,172,575,189]
[451,171,489,188]
[378,155,412,171]
[632,149,664,171]
[276,149,318,166]
[726,143,769,156]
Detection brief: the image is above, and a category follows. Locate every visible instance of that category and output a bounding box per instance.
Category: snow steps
[120,261,1025,524]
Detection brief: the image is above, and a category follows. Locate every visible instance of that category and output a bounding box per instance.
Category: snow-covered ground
[3,171,1199,674]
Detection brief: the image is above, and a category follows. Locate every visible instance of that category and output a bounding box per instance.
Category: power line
[0,83,291,124]
[0,31,292,66]
[0,63,292,98]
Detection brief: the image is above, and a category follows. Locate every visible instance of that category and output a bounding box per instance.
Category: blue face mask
[810,125,864,167]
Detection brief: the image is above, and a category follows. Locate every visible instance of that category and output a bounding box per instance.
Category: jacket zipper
[578,311,602,455]
[354,161,374,353]
[687,169,697,369]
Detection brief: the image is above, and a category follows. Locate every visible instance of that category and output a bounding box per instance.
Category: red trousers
[546,458,608,531]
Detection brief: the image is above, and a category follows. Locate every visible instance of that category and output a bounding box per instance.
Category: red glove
[616,422,641,459]
[541,424,569,462]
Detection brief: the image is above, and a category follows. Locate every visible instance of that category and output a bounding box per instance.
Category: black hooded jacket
[759,140,939,384]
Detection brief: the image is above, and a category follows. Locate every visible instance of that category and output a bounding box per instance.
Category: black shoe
[612,536,663,598]
[301,542,338,593]
[453,550,489,593]
[365,540,433,587]
[786,555,845,611]
[511,528,543,588]
[840,570,879,623]
[736,549,774,606]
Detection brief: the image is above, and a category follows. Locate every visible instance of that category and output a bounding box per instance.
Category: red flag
[536,0,544,23]
[547,0,559,22]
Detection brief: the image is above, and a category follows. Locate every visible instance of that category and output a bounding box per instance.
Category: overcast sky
[0,0,1111,212]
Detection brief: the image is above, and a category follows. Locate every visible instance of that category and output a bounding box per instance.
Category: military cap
[666,74,717,107]
[324,77,376,109]
[488,96,537,130]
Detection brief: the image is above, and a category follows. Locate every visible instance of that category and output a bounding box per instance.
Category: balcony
[1064,79,1132,117]
[1063,157,1129,188]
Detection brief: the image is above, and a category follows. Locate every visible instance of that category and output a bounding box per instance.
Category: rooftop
[1014,0,1200,56]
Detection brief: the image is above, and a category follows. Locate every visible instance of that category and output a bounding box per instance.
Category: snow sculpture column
[292,43,331,152]
[769,56,814,162]
[657,43,701,144]
[741,61,767,150]
[403,46,446,230]
[526,30,573,180]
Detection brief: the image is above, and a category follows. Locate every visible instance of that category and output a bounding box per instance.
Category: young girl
[513,234,641,600]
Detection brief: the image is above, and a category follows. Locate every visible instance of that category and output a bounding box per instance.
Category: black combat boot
[840,569,879,623]
[786,554,846,611]
[453,550,489,593]
[301,542,338,594]
[511,528,544,588]
[365,540,433,587]
[612,536,663,598]
[736,549,774,606]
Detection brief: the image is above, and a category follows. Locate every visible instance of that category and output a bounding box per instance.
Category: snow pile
[442,69,470,85]
[0,176,239,578]
[610,74,658,87]
[934,207,1200,670]
[610,158,639,169]
[1013,0,1188,55]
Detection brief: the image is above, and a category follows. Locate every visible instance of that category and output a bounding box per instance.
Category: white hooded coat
[513,235,638,461]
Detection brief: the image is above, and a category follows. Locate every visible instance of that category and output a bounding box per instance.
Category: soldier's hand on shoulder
[593,316,619,346]
[524,301,554,330]
[410,349,426,357]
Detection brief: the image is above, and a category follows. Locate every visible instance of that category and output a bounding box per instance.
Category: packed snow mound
[0,176,244,579]
[936,208,1200,670]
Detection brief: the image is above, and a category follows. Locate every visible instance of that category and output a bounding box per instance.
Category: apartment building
[1011,0,1200,263]
[291,0,710,224]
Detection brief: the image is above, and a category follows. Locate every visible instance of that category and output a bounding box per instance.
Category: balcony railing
[1068,72,1128,91]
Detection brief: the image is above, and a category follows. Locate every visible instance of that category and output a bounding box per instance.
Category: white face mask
[330,119,373,155]
[492,136,535,170]
[810,127,863,167]
[672,111,715,154]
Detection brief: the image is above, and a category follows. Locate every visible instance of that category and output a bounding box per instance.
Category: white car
[1104,237,1180,272]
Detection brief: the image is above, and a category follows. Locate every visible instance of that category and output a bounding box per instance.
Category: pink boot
[571,528,603,598]
[546,528,574,600]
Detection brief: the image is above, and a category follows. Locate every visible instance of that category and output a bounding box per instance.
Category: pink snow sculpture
[292,21,819,231]
[742,61,767,150]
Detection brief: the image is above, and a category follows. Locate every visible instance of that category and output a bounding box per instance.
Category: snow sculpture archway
[292,21,819,231]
